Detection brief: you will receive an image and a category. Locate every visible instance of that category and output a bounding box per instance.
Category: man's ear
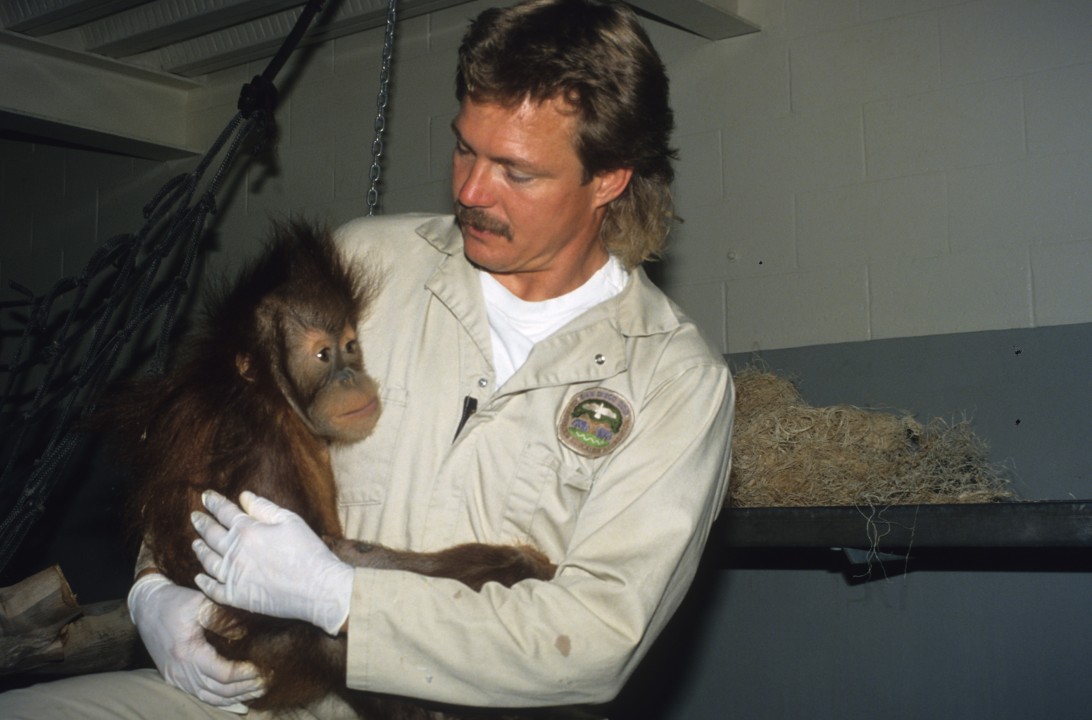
[592,167,634,208]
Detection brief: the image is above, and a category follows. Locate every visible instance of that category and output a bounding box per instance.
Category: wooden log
[0,565,143,677]
[0,565,81,674]
[28,599,145,676]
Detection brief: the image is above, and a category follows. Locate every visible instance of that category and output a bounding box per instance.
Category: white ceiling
[0,0,757,76]
[0,0,757,158]
[0,0,469,77]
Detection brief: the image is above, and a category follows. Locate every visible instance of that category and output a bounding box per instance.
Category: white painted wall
[660,0,1092,354]
[3,0,1091,353]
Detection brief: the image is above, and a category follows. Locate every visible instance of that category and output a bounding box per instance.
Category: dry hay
[727,366,1014,508]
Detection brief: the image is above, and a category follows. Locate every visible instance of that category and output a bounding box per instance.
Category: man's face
[451,96,630,301]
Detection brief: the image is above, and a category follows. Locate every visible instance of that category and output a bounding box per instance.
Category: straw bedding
[726,366,1014,508]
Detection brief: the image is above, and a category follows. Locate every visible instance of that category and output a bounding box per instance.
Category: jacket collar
[417,215,682,341]
[417,216,682,392]
[419,217,493,367]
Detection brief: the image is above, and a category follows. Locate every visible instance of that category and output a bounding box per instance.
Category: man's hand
[128,572,265,710]
[190,490,354,636]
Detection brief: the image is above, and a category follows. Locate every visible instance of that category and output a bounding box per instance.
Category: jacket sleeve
[343,359,735,708]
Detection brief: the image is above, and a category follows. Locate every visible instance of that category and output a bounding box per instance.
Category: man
[3,0,733,717]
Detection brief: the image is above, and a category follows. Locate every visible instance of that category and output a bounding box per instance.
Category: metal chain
[366,0,398,215]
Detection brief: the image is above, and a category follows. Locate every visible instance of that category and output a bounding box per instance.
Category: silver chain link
[366,0,398,215]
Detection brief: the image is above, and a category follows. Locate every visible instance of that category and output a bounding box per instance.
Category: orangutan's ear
[235,353,256,382]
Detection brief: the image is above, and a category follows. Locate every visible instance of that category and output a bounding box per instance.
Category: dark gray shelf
[720,501,1092,550]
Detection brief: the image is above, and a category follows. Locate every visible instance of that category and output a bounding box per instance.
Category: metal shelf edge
[719,500,1092,549]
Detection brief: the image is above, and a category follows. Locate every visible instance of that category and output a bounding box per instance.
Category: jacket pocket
[500,443,594,553]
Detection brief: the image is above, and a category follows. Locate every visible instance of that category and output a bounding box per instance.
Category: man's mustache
[454,204,513,240]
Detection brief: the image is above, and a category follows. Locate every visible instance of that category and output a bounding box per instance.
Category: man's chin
[463,245,500,273]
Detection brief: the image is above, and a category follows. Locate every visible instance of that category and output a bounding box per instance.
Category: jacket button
[595,354,606,365]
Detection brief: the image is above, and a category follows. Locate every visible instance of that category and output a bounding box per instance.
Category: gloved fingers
[190,531,226,582]
[200,490,250,530]
[161,635,266,707]
[129,577,264,708]
[193,570,227,606]
[189,672,266,707]
[187,606,266,706]
[219,702,251,715]
[238,490,293,523]
[190,675,266,708]
[190,508,232,554]
[192,653,265,701]
[194,596,219,628]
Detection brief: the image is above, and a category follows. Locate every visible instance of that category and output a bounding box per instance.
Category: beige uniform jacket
[327,214,734,710]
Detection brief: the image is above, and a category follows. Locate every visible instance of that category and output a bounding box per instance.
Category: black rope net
[0,0,343,575]
[0,110,272,576]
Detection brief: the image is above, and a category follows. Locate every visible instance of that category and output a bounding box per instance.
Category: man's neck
[486,247,611,301]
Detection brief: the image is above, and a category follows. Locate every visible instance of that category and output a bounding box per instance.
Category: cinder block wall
[660,0,1092,353]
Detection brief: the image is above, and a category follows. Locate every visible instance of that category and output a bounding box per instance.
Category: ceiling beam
[0,0,147,36]
[80,0,306,57]
[106,0,759,77]
[627,0,759,40]
[0,30,200,159]
[130,0,471,77]
[0,0,761,158]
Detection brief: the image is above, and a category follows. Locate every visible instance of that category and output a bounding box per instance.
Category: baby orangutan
[111,221,555,717]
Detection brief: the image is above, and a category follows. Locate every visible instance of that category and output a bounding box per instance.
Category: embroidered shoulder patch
[558,387,634,458]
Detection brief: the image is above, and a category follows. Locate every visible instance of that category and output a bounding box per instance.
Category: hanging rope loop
[238,75,279,119]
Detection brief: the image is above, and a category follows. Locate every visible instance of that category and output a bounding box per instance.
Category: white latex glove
[128,572,265,711]
[191,490,354,636]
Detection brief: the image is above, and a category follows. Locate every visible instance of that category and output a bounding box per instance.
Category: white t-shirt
[480,255,628,387]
